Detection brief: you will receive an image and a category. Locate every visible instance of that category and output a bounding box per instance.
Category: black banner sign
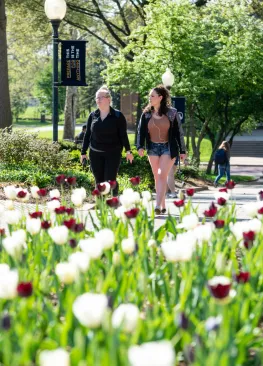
[61,41,87,86]
[171,97,186,124]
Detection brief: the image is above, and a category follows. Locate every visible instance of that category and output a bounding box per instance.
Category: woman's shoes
[168,193,178,198]
[154,207,161,215]
[161,208,166,214]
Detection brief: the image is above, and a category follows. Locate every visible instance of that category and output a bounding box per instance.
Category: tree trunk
[0,0,12,129]
[63,86,78,140]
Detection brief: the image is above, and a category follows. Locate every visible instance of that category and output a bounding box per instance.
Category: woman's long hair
[219,141,230,152]
[143,85,171,115]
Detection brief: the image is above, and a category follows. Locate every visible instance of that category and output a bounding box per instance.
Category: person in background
[214,141,231,187]
[80,85,133,195]
[137,85,186,214]
[74,125,87,144]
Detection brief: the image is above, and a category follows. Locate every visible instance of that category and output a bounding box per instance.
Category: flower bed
[0,178,263,365]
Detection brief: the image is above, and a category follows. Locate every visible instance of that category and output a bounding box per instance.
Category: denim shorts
[147,141,170,157]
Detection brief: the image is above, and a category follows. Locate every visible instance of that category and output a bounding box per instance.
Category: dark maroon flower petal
[244,240,253,249]
[69,239,78,248]
[65,207,75,215]
[177,312,189,330]
[217,197,226,206]
[56,175,66,185]
[1,313,11,330]
[235,271,250,283]
[214,219,225,229]
[124,208,140,218]
[51,197,60,201]
[130,176,140,186]
[208,283,231,299]
[92,189,101,196]
[258,191,263,201]
[17,282,33,297]
[63,218,76,230]
[66,177,77,186]
[108,180,117,190]
[41,221,51,230]
[106,197,119,208]
[204,202,217,217]
[55,206,66,215]
[17,190,27,198]
[186,188,195,197]
[225,180,235,189]
[0,228,5,236]
[258,207,263,215]
[73,223,84,233]
[29,211,43,219]
[243,231,255,242]
[36,189,47,197]
[173,199,185,207]
[219,188,228,193]
[97,183,106,192]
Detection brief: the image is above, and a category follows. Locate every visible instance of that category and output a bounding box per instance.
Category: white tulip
[3,229,26,257]
[112,251,121,265]
[31,186,40,199]
[121,237,136,254]
[112,304,139,332]
[39,348,70,366]
[141,191,152,201]
[147,239,157,248]
[0,263,10,274]
[47,200,61,212]
[5,200,14,210]
[193,223,215,244]
[26,218,41,235]
[114,206,127,222]
[68,252,90,273]
[73,293,108,328]
[0,269,18,299]
[72,187,86,200]
[243,202,262,218]
[5,210,22,225]
[128,341,175,366]
[208,276,231,287]
[180,213,199,230]
[95,228,115,250]
[0,204,4,216]
[48,226,69,245]
[119,189,140,208]
[4,185,17,200]
[49,189,60,199]
[55,262,79,284]
[15,188,30,202]
[71,193,83,207]
[161,232,196,262]
[230,219,262,241]
[79,238,103,259]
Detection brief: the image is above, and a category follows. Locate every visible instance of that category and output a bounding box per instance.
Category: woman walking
[81,86,133,195]
[137,85,186,214]
[214,141,231,187]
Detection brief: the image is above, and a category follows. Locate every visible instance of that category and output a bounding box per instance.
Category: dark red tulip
[173,199,185,207]
[130,176,140,186]
[55,206,66,215]
[63,218,76,230]
[258,207,263,215]
[258,191,263,201]
[66,177,77,186]
[17,282,33,297]
[186,188,195,197]
[225,180,235,189]
[106,197,119,208]
[97,183,106,192]
[17,190,27,198]
[1,313,11,330]
[124,208,140,218]
[243,231,255,242]
[208,281,231,299]
[73,223,84,233]
[108,180,117,190]
[65,207,75,215]
[219,188,228,193]
[177,312,189,330]
[204,202,217,218]
[69,239,78,248]
[214,219,225,229]
[29,211,43,219]
[0,228,5,236]
[235,271,250,283]
[37,189,47,197]
[56,175,66,185]
[41,221,51,230]
[92,189,101,196]
[51,197,60,201]
[217,197,226,206]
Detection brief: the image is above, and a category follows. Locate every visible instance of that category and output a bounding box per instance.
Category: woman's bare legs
[157,156,175,209]
[148,156,160,204]
[167,165,177,194]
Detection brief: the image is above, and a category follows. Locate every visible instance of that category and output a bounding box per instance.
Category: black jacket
[136,107,186,159]
[81,107,131,155]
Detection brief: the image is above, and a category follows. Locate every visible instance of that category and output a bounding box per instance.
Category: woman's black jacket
[136,107,186,159]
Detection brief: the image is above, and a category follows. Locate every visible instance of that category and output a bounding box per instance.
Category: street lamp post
[44,0,67,142]
[162,68,175,91]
